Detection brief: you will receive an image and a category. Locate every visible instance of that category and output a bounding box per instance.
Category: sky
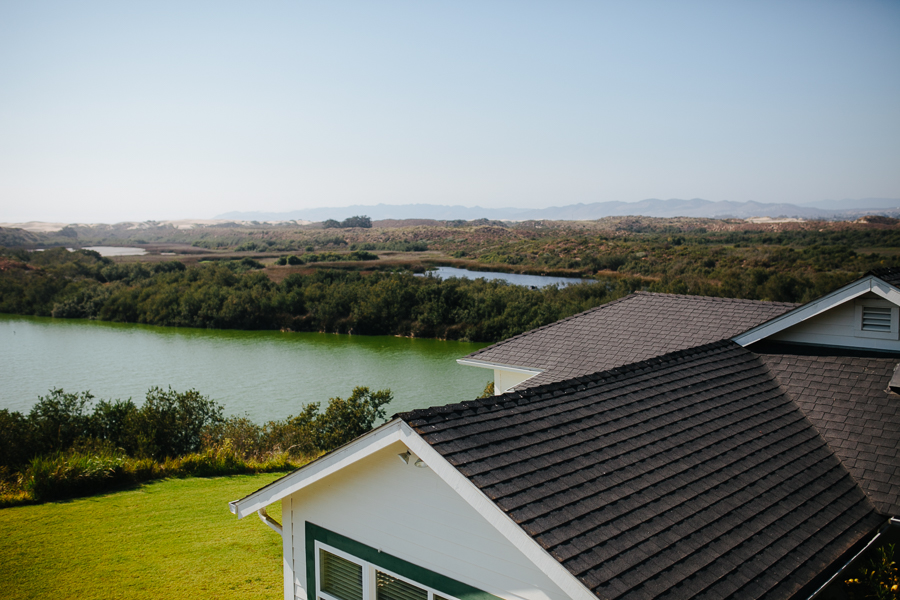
[1,1,898,223]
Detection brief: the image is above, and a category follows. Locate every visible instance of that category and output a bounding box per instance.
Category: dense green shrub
[347,250,378,261]
[350,241,427,252]
[240,257,264,269]
[27,390,97,456]
[314,386,392,451]
[0,388,223,469]
[342,215,371,228]
[1,384,393,504]
[322,216,372,229]
[130,387,224,459]
[204,386,394,458]
[0,409,34,469]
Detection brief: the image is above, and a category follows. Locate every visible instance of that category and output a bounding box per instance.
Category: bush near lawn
[0,385,392,506]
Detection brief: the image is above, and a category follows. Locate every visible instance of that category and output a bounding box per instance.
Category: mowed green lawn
[0,473,287,600]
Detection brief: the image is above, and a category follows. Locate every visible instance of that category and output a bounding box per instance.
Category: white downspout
[258,507,283,536]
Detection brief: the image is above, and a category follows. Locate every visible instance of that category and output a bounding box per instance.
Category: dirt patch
[0,257,31,271]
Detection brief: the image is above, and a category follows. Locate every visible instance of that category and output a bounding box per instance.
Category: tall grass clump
[23,449,128,501]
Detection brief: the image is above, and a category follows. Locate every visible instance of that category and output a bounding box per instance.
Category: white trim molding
[732,275,900,347]
[457,359,544,394]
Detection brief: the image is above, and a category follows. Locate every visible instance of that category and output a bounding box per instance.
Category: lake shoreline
[0,313,491,421]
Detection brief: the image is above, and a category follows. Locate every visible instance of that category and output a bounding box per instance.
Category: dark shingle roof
[402,341,882,600]
[758,347,900,516]
[465,292,797,389]
[867,267,900,288]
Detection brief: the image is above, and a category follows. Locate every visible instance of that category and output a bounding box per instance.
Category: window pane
[376,570,428,600]
[321,550,363,600]
[434,595,453,600]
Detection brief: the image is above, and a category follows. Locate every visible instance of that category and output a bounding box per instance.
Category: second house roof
[465,292,797,389]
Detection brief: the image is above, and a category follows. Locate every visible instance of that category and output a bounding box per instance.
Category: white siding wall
[770,292,900,351]
[494,369,536,394]
[289,440,569,600]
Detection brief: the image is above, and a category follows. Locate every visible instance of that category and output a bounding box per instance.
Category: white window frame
[854,298,900,340]
[315,541,462,600]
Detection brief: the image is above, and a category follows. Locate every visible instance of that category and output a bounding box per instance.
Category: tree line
[0,386,392,504]
[0,234,894,341]
[0,247,643,341]
[323,215,372,229]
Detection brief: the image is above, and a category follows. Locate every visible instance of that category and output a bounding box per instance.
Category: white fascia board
[456,358,544,376]
[398,421,596,600]
[872,279,900,305]
[733,276,900,346]
[229,419,404,519]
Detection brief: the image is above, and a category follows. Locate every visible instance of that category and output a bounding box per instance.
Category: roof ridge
[510,338,742,399]
[467,292,797,359]
[399,339,743,422]
[631,290,799,307]
[865,266,900,276]
[865,267,900,288]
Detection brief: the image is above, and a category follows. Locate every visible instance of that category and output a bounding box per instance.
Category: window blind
[321,550,363,600]
[376,570,428,600]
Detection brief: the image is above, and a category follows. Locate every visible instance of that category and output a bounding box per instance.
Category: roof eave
[456,357,544,375]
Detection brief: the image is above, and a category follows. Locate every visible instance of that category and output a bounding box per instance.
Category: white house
[231,269,900,600]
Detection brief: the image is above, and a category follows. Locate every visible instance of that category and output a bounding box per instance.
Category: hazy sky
[1,1,898,223]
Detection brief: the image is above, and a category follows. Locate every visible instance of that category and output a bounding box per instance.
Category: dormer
[734,272,900,353]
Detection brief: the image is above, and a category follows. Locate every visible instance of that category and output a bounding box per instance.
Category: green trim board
[305,522,504,600]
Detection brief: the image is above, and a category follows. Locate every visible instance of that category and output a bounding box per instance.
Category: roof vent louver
[862,306,892,332]
[890,364,900,395]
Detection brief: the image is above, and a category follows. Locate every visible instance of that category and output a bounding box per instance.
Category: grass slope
[0,473,286,600]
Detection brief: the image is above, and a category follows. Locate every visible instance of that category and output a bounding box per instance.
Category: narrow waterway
[0,314,491,423]
[423,266,593,288]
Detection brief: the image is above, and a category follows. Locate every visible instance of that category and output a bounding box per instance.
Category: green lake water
[0,314,492,423]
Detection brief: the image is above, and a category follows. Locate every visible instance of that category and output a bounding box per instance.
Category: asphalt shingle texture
[867,267,900,288]
[402,341,882,600]
[759,349,900,516]
[466,292,797,389]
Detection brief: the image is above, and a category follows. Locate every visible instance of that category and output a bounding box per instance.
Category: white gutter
[258,507,283,536]
[456,358,543,375]
[806,517,899,600]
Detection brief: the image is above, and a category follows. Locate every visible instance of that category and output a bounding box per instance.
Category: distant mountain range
[217,198,900,222]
